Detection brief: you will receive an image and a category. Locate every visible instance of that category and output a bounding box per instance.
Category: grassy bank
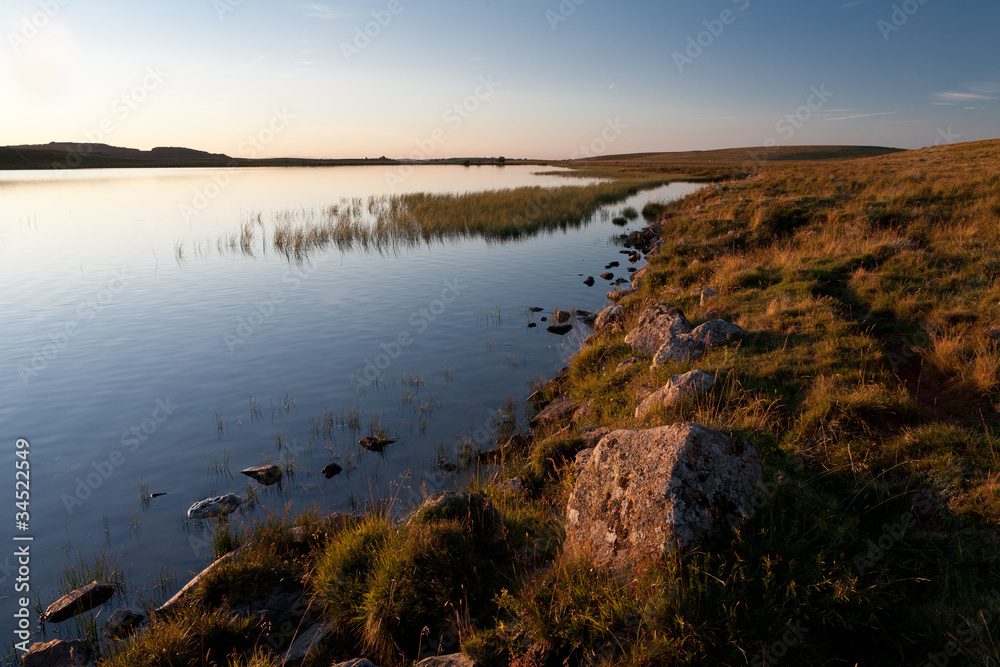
[57,139,1000,665]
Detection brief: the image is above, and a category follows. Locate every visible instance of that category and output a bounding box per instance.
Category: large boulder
[594,306,623,331]
[624,303,693,355]
[565,423,762,569]
[635,370,715,420]
[43,581,116,623]
[21,640,91,667]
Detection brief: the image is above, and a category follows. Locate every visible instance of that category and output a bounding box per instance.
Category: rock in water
[240,464,281,485]
[583,276,595,286]
[322,462,343,478]
[546,323,573,335]
[359,436,397,451]
[600,272,614,280]
[635,370,715,420]
[555,309,571,324]
[21,640,91,667]
[565,423,762,569]
[528,306,544,312]
[187,493,242,520]
[44,581,116,623]
[106,608,144,637]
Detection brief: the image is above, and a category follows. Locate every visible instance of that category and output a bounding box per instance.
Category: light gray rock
[635,370,715,420]
[187,493,242,519]
[240,464,281,485]
[624,303,693,355]
[615,356,638,372]
[574,448,595,468]
[279,622,330,665]
[699,287,718,305]
[44,581,116,623]
[606,287,637,302]
[499,477,523,494]
[689,319,743,348]
[415,654,480,667]
[565,423,763,569]
[651,335,705,366]
[595,306,624,331]
[21,640,91,667]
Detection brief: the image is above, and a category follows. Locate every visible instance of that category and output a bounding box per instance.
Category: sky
[1,0,997,159]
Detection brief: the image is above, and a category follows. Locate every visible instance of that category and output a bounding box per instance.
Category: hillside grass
[86,139,1000,666]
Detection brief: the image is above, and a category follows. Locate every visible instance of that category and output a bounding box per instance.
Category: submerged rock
[359,436,397,452]
[555,309,572,324]
[322,462,343,478]
[565,423,763,569]
[240,464,281,486]
[600,272,614,280]
[21,640,91,667]
[187,493,242,520]
[546,323,573,335]
[44,581,116,623]
[583,276,595,286]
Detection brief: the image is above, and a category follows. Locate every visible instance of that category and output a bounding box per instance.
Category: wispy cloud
[933,82,1000,105]
[303,4,346,20]
[825,111,897,121]
[841,1,865,7]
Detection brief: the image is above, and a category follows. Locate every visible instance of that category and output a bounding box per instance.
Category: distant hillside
[8,142,230,160]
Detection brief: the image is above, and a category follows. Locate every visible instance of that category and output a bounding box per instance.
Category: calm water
[0,165,701,645]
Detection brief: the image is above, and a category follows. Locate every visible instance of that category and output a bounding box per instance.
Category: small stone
[600,272,614,280]
[583,276,595,286]
[240,464,281,486]
[615,356,637,372]
[187,493,242,520]
[555,309,571,324]
[546,323,573,335]
[699,287,718,305]
[44,581,116,623]
[106,608,144,637]
[605,261,620,269]
[528,307,544,312]
[438,458,458,472]
[635,370,715,420]
[322,462,343,478]
[499,477,523,494]
[607,287,637,302]
[527,322,537,328]
[530,396,578,430]
[360,436,397,452]
[279,622,331,665]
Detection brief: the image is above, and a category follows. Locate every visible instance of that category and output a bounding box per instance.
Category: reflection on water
[0,165,702,647]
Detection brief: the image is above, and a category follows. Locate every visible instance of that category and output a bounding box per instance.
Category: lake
[0,165,701,646]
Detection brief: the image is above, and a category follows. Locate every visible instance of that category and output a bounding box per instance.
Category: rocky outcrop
[187,493,242,519]
[624,303,742,366]
[529,396,577,431]
[594,306,623,331]
[240,464,281,486]
[624,303,693,355]
[43,581,116,623]
[21,640,91,667]
[635,370,715,420]
[565,423,763,569]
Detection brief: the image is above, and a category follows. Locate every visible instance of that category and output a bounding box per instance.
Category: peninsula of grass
[59,139,1000,666]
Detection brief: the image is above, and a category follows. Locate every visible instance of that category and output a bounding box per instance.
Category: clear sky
[1,0,997,159]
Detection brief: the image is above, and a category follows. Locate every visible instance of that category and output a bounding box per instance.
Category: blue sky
[1,0,997,158]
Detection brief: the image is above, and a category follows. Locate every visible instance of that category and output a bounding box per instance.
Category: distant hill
[7,142,230,160]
